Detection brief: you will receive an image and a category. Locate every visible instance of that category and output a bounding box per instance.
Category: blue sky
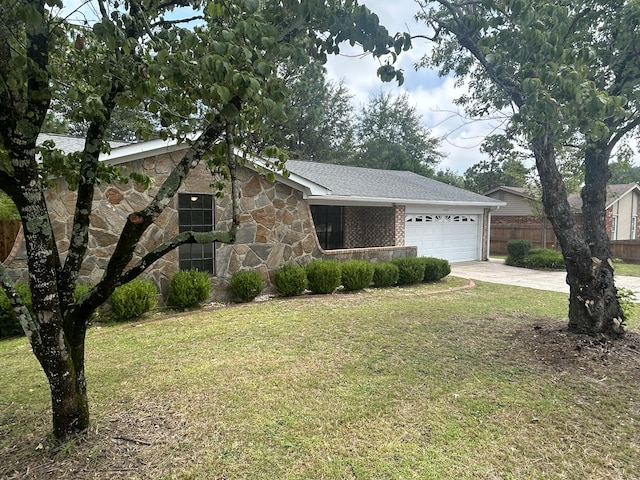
[325,0,501,174]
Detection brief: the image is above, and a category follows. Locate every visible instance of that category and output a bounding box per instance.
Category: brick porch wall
[343,206,396,248]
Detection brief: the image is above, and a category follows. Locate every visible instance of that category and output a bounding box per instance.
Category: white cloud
[324,0,501,174]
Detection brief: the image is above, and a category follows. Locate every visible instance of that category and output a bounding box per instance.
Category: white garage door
[405,214,481,262]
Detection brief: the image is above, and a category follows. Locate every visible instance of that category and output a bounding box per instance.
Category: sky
[324,0,501,174]
[58,0,498,174]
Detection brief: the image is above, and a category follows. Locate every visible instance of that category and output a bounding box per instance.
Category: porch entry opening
[310,205,344,250]
[178,193,215,274]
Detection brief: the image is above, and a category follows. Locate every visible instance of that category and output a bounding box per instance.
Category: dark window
[310,205,344,250]
[178,193,215,274]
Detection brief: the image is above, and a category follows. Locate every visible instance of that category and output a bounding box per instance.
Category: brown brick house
[3,135,503,301]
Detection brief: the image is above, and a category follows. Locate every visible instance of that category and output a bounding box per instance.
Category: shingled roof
[567,183,640,211]
[284,160,501,206]
[38,133,130,154]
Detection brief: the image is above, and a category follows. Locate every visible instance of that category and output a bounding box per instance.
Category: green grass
[1,278,639,479]
[614,261,640,277]
[496,255,640,277]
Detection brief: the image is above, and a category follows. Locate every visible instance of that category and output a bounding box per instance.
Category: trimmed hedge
[391,257,426,285]
[341,260,374,292]
[506,248,565,270]
[230,270,263,303]
[507,239,532,259]
[109,278,157,321]
[372,262,399,288]
[169,269,212,308]
[273,264,307,297]
[305,260,342,294]
[421,257,451,282]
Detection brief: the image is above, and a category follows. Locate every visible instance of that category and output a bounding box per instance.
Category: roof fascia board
[606,184,640,209]
[245,157,332,197]
[101,137,191,166]
[307,195,505,208]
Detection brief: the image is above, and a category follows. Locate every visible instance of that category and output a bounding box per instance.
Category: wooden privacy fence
[490,223,558,254]
[0,220,20,262]
[490,222,640,263]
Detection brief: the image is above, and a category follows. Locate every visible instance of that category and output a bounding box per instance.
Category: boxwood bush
[109,278,157,321]
[169,269,212,308]
[507,239,532,260]
[421,257,451,282]
[0,282,32,338]
[372,262,399,288]
[391,257,426,285]
[506,248,565,270]
[305,260,342,294]
[521,248,565,270]
[273,264,307,297]
[341,260,374,292]
[230,270,263,303]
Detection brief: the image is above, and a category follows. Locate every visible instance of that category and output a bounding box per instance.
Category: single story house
[485,183,640,242]
[4,134,504,301]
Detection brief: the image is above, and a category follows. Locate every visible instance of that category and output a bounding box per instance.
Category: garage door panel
[405,214,480,262]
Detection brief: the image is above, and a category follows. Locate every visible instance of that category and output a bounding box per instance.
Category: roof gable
[567,183,640,211]
[484,186,536,200]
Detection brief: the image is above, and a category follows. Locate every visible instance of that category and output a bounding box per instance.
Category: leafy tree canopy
[417,0,640,334]
[349,91,445,175]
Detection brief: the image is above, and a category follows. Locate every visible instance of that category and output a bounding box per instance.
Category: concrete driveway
[451,258,640,299]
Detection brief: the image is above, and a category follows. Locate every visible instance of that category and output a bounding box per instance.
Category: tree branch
[118,228,237,286]
[60,81,122,322]
[85,97,242,311]
[0,262,40,347]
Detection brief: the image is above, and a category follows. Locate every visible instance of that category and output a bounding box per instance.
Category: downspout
[485,206,501,261]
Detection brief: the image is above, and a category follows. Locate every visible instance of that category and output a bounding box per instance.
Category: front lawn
[2,278,639,479]
[614,261,640,277]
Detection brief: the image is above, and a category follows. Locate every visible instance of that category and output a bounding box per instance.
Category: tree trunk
[46,357,90,439]
[532,132,625,335]
[566,143,624,333]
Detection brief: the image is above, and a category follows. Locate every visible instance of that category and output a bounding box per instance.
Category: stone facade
[4,151,416,303]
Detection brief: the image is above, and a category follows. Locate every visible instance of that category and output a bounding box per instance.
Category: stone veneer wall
[3,151,418,303]
[4,151,322,302]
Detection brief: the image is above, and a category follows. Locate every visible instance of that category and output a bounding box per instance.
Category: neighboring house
[3,135,504,302]
[485,183,640,242]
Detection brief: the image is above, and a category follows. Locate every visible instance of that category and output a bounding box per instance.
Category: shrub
[521,249,565,269]
[230,270,263,303]
[273,264,307,297]
[109,278,157,321]
[169,269,212,308]
[305,260,342,294]
[617,287,637,321]
[506,248,565,270]
[341,260,374,292]
[421,257,451,282]
[507,239,532,259]
[391,257,426,285]
[0,282,32,338]
[372,262,399,288]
